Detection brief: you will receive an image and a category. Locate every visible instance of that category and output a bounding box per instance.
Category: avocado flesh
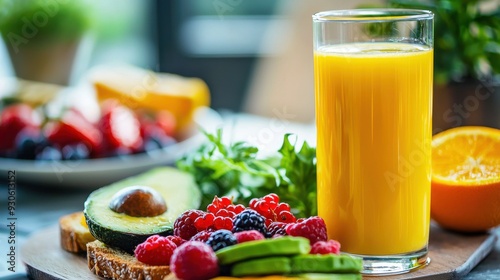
[84,167,201,253]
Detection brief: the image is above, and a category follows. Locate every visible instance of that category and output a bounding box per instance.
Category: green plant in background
[0,0,92,47]
[388,0,500,84]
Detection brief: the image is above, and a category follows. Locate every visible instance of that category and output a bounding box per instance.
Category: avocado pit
[109,186,167,217]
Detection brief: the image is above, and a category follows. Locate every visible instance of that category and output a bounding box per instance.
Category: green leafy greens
[176,129,317,218]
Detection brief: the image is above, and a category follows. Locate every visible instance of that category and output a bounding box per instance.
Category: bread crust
[87,240,170,280]
[59,211,95,253]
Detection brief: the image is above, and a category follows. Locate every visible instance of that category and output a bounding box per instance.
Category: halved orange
[431,126,500,232]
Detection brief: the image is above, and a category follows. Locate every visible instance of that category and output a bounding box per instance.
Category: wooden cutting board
[21,223,497,280]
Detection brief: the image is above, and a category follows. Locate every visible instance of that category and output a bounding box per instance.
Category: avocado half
[83,167,201,254]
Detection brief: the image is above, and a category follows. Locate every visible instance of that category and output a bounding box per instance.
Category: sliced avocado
[216,237,311,265]
[84,167,201,253]
[297,274,362,280]
[231,257,292,277]
[290,255,363,274]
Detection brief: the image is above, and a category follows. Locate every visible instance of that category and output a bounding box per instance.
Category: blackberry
[232,209,267,236]
[206,229,237,251]
[267,222,288,237]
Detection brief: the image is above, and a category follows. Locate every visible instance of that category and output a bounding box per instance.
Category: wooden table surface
[0,184,498,280]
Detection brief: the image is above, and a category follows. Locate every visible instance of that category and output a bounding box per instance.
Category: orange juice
[315,43,433,255]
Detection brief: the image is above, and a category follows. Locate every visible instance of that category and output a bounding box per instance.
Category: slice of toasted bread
[59,211,95,253]
[87,240,170,280]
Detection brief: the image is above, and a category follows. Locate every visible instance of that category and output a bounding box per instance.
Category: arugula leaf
[176,129,317,217]
[277,134,317,218]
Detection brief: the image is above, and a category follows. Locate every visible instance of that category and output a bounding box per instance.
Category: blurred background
[0,0,499,129]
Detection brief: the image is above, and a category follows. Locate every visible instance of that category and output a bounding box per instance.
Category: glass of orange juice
[313,9,434,275]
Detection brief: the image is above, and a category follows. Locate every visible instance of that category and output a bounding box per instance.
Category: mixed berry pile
[0,101,177,160]
[133,193,341,280]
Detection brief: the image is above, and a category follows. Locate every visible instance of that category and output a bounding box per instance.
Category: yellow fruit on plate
[431,126,500,232]
[91,65,210,131]
[4,78,63,106]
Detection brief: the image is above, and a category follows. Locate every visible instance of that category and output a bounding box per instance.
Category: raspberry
[134,235,176,266]
[232,209,267,236]
[206,229,237,251]
[267,222,288,237]
[170,241,219,280]
[166,235,186,247]
[310,240,341,255]
[286,216,327,245]
[190,230,213,242]
[173,210,205,240]
[234,230,265,243]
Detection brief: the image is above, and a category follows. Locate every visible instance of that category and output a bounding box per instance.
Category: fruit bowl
[430,126,500,233]
[0,107,222,189]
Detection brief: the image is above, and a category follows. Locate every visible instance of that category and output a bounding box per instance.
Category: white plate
[0,108,223,189]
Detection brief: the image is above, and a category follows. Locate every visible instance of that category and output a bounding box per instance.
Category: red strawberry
[45,109,102,153]
[99,101,142,151]
[139,112,175,141]
[0,104,41,152]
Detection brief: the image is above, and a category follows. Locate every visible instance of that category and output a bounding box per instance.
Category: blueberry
[34,137,50,153]
[62,143,89,160]
[15,129,42,160]
[36,146,62,161]
[15,137,37,159]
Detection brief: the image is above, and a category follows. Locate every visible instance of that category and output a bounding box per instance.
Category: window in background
[157,0,288,111]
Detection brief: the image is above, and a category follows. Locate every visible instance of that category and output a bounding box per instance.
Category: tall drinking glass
[313,9,433,275]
